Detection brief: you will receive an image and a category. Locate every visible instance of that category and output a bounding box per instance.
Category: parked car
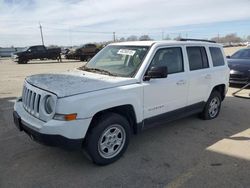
[13,45,61,64]
[13,40,229,165]
[65,43,101,61]
[227,48,250,84]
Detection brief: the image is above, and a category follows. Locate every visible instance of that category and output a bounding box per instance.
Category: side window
[36,46,45,51]
[187,47,209,71]
[209,47,225,66]
[150,47,184,74]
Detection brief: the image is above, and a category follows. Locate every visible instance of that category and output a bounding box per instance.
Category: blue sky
[0,0,250,47]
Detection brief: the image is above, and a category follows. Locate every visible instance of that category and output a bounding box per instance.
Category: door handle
[205,74,211,79]
[176,80,186,85]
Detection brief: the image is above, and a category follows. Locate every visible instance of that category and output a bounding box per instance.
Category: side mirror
[226,55,230,58]
[144,66,168,81]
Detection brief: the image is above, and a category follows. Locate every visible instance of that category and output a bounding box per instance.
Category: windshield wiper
[78,66,118,76]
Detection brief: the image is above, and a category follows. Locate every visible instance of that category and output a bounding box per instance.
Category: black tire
[200,90,222,120]
[86,57,92,62]
[17,59,28,64]
[85,112,131,165]
[80,56,86,61]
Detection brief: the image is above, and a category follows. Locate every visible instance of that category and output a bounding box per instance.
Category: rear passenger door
[186,46,212,105]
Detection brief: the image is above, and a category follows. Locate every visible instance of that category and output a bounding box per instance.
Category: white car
[13,40,229,165]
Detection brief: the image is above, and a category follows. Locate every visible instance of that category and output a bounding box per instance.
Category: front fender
[55,84,144,123]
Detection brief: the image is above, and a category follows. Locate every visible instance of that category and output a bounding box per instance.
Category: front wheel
[85,113,131,165]
[200,91,222,120]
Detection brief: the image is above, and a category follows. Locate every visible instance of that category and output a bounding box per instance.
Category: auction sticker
[117,49,136,56]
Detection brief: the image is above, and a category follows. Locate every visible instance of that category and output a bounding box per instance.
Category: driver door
[143,46,188,126]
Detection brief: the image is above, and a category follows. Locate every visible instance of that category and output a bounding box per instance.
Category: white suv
[13,40,229,165]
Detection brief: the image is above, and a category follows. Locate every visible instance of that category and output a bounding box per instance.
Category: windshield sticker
[117,49,136,56]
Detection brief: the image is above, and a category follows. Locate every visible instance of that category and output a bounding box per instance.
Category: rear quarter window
[187,46,209,71]
[209,47,225,67]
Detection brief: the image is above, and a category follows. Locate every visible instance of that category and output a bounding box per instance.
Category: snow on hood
[25,70,138,97]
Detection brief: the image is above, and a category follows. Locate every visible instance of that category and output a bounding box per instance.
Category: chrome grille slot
[36,94,41,114]
[32,93,36,112]
[23,87,28,108]
[22,84,42,118]
[27,90,32,112]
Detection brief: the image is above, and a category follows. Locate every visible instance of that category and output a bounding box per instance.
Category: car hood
[227,59,250,72]
[15,51,27,56]
[25,70,138,97]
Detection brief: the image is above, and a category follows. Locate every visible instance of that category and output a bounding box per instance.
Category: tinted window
[187,47,209,71]
[150,47,184,74]
[36,46,45,51]
[231,49,250,59]
[209,47,225,66]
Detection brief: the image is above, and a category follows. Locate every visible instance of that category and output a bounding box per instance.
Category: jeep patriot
[13,40,229,165]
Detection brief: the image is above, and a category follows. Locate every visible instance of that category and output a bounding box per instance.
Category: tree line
[116,33,250,44]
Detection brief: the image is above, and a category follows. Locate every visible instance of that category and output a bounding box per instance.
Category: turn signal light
[64,113,77,121]
[54,113,77,121]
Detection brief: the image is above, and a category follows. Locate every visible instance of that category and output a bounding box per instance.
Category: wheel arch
[211,84,226,101]
[87,104,139,136]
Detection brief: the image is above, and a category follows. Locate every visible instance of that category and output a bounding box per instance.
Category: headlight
[12,54,18,59]
[44,95,55,114]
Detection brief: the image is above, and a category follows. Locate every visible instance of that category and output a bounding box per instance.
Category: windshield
[23,47,29,51]
[79,45,149,77]
[231,49,250,59]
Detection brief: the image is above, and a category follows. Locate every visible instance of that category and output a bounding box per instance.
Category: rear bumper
[229,79,249,85]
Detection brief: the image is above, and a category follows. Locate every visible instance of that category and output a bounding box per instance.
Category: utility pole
[217,33,220,43]
[162,30,164,40]
[39,22,44,45]
[113,32,116,42]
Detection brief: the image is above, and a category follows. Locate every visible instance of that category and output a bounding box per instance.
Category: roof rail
[179,38,216,43]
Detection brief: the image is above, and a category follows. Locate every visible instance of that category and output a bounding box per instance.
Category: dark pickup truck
[13,45,61,64]
[65,44,101,61]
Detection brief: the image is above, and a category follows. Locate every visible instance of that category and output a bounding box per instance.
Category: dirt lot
[0,47,249,188]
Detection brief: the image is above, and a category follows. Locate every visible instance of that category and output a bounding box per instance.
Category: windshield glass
[23,47,29,51]
[231,49,250,59]
[79,45,149,77]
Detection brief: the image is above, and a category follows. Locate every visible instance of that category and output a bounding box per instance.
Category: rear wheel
[17,59,28,64]
[85,112,131,165]
[80,56,86,61]
[86,56,92,62]
[200,91,222,120]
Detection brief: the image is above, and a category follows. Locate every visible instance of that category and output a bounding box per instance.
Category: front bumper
[13,100,92,149]
[229,71,250,84]
[11,54,19,62]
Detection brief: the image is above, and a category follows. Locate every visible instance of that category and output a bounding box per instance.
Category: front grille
[230,74,246,79]
[22,85,41,118]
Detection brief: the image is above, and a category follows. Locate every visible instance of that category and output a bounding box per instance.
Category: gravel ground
[0,51,249,188]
